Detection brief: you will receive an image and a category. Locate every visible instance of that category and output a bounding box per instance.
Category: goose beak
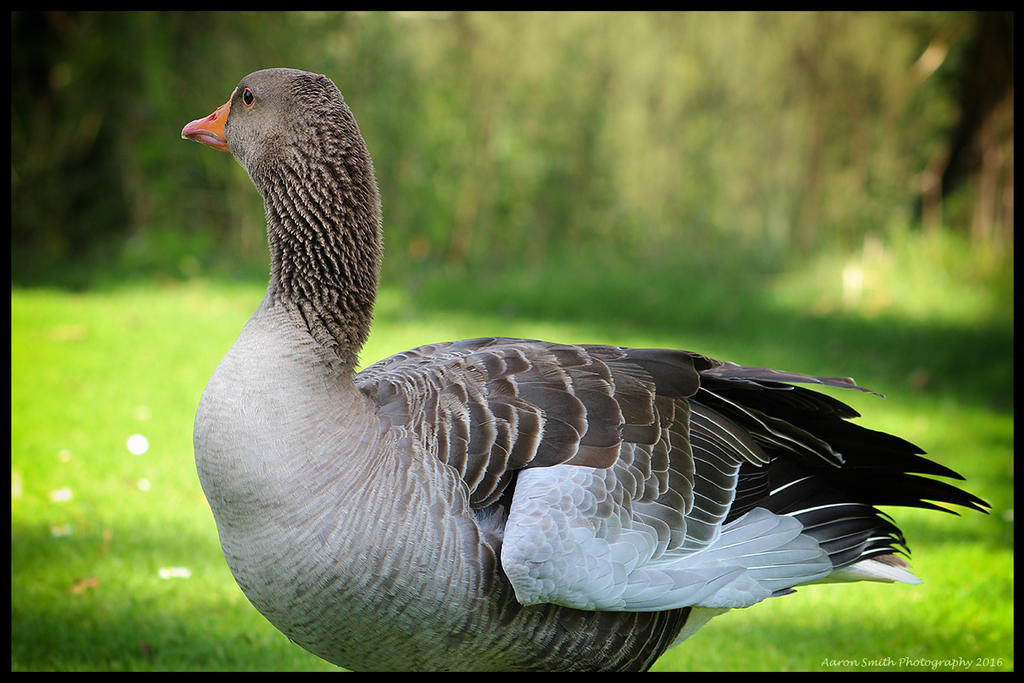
[182,98,231,151]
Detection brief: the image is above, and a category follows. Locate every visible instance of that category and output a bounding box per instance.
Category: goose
[182,68,988,672]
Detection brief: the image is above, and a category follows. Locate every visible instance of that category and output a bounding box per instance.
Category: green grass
[11,233,1013,671]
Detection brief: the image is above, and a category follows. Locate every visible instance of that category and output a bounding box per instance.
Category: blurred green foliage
[10,11,1013,288]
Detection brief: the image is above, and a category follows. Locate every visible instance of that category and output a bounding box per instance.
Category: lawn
[11,236,1013,671]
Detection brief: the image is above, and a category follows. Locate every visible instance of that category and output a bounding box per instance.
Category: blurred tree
[937,11,1013,246]
[11,12,137,279]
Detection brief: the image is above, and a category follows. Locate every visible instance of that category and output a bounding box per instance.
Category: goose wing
[356,337,987,613]
[357,337,713,509]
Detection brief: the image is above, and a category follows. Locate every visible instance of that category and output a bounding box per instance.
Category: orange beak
[181,98,231,152]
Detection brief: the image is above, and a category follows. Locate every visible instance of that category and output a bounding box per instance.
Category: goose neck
[261,158,382,371]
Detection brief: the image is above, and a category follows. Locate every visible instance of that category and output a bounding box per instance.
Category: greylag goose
[182,68,988,672]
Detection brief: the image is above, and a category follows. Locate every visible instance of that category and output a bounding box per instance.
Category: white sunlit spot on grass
[158,567,192,580]
[127,434,149,455]
[50,487,73,502]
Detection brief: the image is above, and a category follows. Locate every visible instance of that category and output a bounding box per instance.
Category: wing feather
[357,338,704,507]
[358,337,987,616]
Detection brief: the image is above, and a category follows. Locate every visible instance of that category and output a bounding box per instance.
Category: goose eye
[242,88,254,106]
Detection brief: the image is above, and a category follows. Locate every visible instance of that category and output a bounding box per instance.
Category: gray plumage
[184,68,987,672]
